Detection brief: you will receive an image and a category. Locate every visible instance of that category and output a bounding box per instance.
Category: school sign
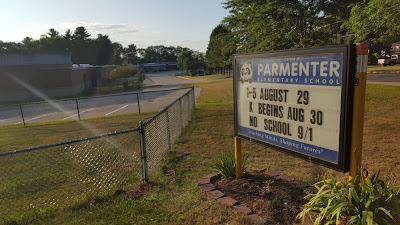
[234,45,356,172]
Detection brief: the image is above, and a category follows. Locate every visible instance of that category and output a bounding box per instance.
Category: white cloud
[52,22,141,36]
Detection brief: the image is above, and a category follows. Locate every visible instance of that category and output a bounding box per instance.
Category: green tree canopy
[206,24,235,71]
[222,0,334,53]
[0,26,202,67]
[71,27,95,64]
[94,34,113,65]
[344,0,400,55]
[177,49,205,74]
[205,0,383,68]
[112,42,124,65]
[47,28,59,38]
[124,44,139,64]
[73,26,91,41]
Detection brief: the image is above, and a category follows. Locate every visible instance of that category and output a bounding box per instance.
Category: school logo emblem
[240,61,253,84]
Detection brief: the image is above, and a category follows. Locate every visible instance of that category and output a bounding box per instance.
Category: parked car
[378,55,400,66]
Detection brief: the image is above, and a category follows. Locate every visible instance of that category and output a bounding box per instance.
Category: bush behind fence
[0,87,195,219]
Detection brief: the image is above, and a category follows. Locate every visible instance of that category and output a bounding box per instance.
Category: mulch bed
[212,169,313,224]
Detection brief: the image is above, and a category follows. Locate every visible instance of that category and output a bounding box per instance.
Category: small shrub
[204,69,212,75]
[297,169,400,225]
[211,150,249,179]
[189,70,197,77]
[109,65,145,90]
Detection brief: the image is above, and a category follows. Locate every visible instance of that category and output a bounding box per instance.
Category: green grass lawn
[177,74,231,80]
[368,65,400,72]
[1,80,400,224]
[0,112,155,152]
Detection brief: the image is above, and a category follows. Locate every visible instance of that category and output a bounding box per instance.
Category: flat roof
[0,53,71,66]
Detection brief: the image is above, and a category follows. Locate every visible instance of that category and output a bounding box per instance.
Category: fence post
[139,121,148,182]
[136,93,141,114]
[165,109,171,150]
[75,99,81,121]
[191,86,195,111]
[19,104,26,127]
[179,98,183,130]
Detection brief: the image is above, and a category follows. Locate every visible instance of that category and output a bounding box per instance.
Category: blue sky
[0,0,229,52]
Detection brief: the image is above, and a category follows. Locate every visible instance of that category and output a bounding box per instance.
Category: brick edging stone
[198,172,315,225]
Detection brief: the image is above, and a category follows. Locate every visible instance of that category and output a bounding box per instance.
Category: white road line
[62,108,93,120]
[105,104,129,115]
[14,112,58,124]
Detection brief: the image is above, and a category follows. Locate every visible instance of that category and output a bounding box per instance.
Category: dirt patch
[125,181,160,199]
[214,170,309,224]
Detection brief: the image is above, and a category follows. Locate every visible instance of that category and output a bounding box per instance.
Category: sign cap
[356,43,369,55]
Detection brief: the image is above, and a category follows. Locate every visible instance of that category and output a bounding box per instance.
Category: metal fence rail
[0,87,190,126]
[0,87,195,218]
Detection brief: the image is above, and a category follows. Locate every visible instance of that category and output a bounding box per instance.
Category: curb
[198,172,315,225]
[368,71,400,74]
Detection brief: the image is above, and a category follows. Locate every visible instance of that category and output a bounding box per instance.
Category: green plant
[109,65,145,90]
[204,69,213,75]
[211,150,249,179]
[263,179,274,192]
[189,70,197,77]
[297,170,400,225]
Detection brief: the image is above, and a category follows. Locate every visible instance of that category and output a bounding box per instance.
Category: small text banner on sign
[234,46,355,172]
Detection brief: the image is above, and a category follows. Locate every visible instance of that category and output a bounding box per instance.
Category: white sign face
[234,48,353,170]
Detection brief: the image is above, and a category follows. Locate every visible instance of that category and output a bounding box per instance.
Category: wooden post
[349,43,368,181]
[235,137,243,178]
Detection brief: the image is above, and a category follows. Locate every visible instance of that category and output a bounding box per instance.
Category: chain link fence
[0,88,189,126]
[0,87,195,219]
[141,88,195,178]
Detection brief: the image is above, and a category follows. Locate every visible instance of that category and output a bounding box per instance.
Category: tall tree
[320,0,364,44]
[73,26,91,41]
[47,28,59,38]
[21,37,40,50]
[345,0,400,47]
[63,29,73,52]
[221,0,345,52]
[206,24,235,73]
[177,49,205,74]
[112,42,124,65]
[177,50,194,74]
[39,28,66,52]
[94,34,113,65]
[72,26,94,64]
[125,44,138,64]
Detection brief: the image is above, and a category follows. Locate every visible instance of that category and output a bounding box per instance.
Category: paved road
[367,73,400,86]
[0,71,203,125]
[144,70,200,86]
